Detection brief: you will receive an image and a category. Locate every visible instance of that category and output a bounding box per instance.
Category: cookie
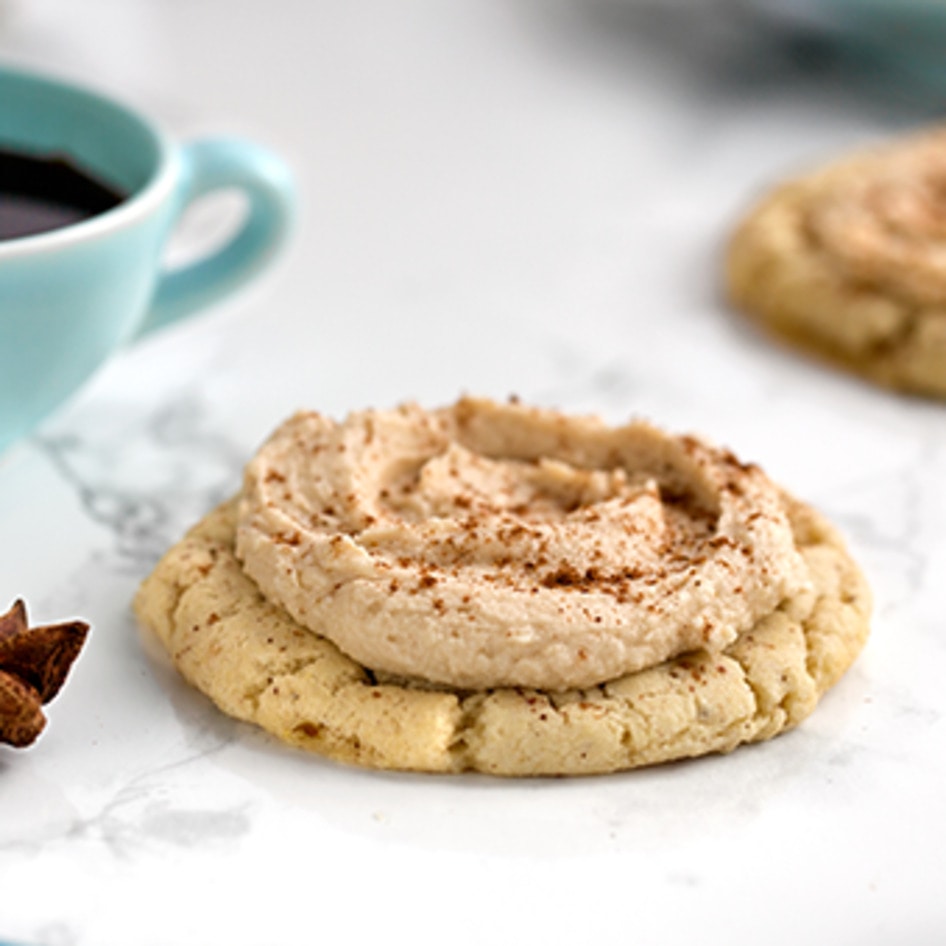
[726,127,946,397]
[135,479,870,775]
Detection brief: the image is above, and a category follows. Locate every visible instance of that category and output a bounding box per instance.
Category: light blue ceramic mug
[0,66,294,455]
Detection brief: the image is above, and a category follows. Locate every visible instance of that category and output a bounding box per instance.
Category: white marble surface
[2,2,945,944]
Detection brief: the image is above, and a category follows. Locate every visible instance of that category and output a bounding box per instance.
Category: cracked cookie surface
[726,128,946,398]
[133,494,870,776]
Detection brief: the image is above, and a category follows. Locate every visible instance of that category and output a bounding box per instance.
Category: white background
[1,2,944,944]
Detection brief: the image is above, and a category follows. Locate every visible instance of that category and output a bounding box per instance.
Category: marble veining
[1,2,945,945]
[33,394,246,573]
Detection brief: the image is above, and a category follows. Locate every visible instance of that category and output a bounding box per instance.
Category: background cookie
[726,128,946,398]
[134,495,870,776]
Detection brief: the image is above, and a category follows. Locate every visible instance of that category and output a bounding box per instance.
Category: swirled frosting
[235,398,808,690]
[807,133,946,307]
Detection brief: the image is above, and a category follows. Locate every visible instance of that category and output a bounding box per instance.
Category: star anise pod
[0,599,89,747]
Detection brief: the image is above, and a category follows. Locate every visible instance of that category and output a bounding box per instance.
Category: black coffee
[0,147,126,240]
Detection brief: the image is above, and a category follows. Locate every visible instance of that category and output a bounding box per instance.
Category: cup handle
[135,137,294,338]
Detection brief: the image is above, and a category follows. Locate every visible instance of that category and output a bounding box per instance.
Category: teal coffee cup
[0,65,294,455]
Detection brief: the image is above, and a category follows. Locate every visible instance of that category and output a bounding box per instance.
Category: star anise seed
[0,599,89,748]
[0,670,46,748]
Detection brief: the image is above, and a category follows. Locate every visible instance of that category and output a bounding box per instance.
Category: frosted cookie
[134,398,871,775]
[726,128,946,397]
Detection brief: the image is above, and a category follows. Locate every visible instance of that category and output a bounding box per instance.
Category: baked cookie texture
[726,128,946,398]
[134,495,870,776]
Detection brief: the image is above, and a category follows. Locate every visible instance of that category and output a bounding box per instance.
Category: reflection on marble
[1,1,946,945]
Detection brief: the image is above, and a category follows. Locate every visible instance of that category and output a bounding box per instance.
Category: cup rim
[0,64,178,260]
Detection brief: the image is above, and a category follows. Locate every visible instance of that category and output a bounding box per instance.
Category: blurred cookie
[134,399,871,775]
[727,128,946,397]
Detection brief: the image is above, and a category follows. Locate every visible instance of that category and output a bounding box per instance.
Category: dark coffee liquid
[0,147,126,240]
